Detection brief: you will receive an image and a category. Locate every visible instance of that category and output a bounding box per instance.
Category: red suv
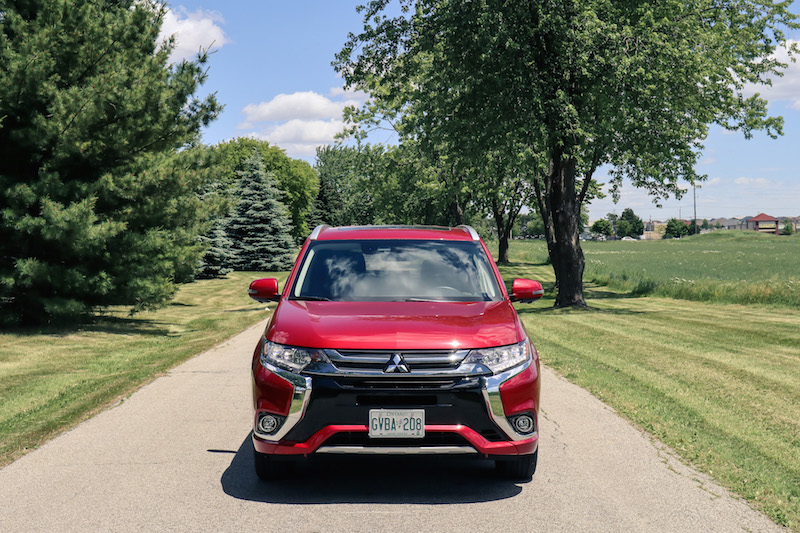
[248,225,543,480]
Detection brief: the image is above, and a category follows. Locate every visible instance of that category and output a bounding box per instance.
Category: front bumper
[252,359,539,457]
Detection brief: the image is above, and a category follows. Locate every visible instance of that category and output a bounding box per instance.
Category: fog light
[257,413,280,434]
[512,414,534,434]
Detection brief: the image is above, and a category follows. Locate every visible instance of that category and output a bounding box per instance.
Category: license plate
[368,409,425,438]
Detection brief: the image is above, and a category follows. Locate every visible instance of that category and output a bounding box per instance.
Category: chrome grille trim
[328,349,467,366]
[316,446,477,455]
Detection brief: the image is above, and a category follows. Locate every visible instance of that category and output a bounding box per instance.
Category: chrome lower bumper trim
[316,446,478,455]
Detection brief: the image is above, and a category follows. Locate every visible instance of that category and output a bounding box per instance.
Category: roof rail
[458,225,480,241]
[309,225,330,240]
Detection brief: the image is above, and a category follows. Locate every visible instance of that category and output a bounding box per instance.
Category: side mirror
[511,279,544,303]
[248,278,281,303]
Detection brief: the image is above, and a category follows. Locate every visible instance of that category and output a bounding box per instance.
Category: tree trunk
[548,156,586,307]
[496,230,511,263]
[491,198,512,264]
[533,173,560,287]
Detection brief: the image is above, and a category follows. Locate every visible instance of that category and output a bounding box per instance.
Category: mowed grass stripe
[597,299,800,400]
[528,314,799,527]
[527,301,800,456]
[540,317,799,470]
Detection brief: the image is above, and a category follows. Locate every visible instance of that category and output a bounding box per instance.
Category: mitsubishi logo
[383,353,410,373]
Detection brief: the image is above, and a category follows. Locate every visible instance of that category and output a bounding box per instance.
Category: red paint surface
[251,363,294,415]
[499,359,540,416]
[265,300,524,350]
[315,226,476,242]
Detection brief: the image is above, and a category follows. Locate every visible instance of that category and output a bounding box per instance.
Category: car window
[291,240,502,302]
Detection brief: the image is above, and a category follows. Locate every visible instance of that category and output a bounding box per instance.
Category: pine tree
[196,220,234,279]
[227,153,296,272]
[0,0,220,325]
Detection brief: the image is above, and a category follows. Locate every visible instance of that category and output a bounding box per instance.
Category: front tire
[495,450,538,481]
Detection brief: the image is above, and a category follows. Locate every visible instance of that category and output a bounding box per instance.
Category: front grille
[328,349,468,372]
[336,376,468,390]
[282,377,508,443]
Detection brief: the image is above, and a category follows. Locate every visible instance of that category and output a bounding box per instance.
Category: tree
[336,0,798,306]
[616,220,633,238]
[213,138,318,242]
[226,153,296,272]
[663,219,689,239]
[0,0,220,325]
[702,219,710,230]
[783,221,795,236]
[196,220,234,279]
[591,219,613,237]
[620,208,645,237]
[311,144,379,227]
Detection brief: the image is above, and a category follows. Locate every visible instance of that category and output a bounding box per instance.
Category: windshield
[290,240,502,302]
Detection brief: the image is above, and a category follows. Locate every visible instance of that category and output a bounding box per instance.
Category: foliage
[591,219,613,236]
[311,142,481,230]
[311,144,380,227]
[226,153,296,272]
[615,220,633,238]
[663,218,690,239]
[619,208,644,237]
[783,221,795,236]
[336,0,798,305]
[0,0,220,325]
[196,219,233,279]
[213,138,318,241]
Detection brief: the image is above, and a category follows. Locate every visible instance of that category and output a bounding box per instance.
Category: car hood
[265,300,523,350]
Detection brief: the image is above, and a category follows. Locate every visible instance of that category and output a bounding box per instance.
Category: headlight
[261,341,329,373]
[463,340,530,374]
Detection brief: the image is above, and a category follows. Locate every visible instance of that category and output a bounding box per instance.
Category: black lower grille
[322,432,470,447]
[356,394,438,407]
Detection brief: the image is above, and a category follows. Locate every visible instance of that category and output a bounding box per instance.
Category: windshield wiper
[291,296,331,301]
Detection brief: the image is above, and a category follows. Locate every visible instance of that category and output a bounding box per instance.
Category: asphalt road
[0,320,786,533]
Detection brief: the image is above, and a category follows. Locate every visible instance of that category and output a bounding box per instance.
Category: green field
[0,271,281,466]
[507,231,800,308]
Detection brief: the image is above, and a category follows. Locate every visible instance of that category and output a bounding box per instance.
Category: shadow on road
[220,433,524,504]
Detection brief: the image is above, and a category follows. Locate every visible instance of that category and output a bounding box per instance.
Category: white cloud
[158,7,229,63]
[240,88,369,158]
[241,90,368,124]
[247,119,347,157]
[734,177,775,188]
[743,40,800,111]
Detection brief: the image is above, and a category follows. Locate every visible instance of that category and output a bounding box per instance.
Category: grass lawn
[507,231,800,307]
[498,252,800,530]
[0,271,284,467]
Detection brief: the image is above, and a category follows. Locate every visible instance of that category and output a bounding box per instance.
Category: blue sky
[162,1,800,221]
